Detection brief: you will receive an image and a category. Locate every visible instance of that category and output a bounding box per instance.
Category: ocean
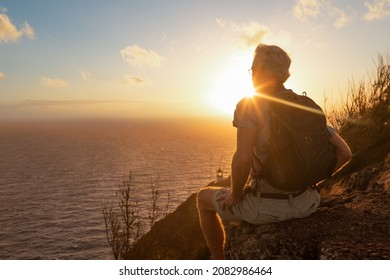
[0,118,236,259]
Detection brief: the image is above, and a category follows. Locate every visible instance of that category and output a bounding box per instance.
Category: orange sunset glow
[0,0,389,270]
[1,1,388,120]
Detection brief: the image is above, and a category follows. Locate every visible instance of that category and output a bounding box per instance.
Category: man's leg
[197,187,225,260]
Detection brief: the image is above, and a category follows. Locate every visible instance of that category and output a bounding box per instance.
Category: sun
[208,53,254,114]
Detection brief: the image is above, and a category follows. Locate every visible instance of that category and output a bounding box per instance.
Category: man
[197,44,352,260]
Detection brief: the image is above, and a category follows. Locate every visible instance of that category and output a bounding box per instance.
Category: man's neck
[256,83,286,95]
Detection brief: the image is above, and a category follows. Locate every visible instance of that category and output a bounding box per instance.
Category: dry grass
[326,53,390,153]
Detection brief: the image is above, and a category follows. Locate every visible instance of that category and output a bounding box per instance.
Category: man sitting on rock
[197,44,352,260]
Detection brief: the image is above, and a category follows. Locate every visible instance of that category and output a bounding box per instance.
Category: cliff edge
[127,142,390,259]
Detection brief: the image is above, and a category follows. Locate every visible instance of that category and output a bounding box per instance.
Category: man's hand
[216,188,240,213]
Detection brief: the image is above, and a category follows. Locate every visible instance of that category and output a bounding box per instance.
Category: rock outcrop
[127,144,390,259]
[126,193,210,259]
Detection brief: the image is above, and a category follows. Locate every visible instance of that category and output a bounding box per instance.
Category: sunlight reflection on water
[0,118,235,259]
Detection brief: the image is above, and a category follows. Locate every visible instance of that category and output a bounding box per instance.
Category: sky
[0,0,389,119]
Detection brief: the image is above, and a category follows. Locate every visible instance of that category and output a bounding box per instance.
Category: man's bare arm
[230,126,257,201]
[329,132,352,174]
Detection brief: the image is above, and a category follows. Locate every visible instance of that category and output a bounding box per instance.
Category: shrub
[327,53,390,153]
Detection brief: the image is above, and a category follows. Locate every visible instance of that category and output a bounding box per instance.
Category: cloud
[121,75,149,85]
[0,72,6,80]
[79,70,97,82]
[327,5,352,28]
[21,21,35,39]
[0,9,35,44]
[17,100,113,107]
[79,70,149,86]
[216,18,270,47]
[235,21,270,47]
[363,0,390,21]
[121,45,164,68]
[0,13,22,43]
[41,77,69,88]
[216,18,226,28]
[293,0,322,20]
[292,0,352,28]
[0,100,186,119]
[79,70,112,83]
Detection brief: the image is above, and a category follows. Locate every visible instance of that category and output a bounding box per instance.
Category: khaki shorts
[212,186,320,225]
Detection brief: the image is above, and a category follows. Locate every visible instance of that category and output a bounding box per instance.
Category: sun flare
[208,53,254,114]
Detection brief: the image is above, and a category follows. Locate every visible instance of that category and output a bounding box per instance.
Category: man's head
[251,44,291,90]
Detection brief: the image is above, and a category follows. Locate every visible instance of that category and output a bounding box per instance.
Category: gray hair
[252,44,291,83]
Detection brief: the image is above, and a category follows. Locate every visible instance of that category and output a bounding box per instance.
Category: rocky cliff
[126,142,390,259]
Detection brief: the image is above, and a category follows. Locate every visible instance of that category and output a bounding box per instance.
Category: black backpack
[257,90,337,192]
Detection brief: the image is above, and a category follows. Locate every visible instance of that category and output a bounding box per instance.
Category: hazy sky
[1,0,389,119]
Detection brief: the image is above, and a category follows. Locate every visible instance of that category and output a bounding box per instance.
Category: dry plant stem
[103,171,171,259]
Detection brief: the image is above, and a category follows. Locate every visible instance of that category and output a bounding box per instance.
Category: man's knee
[196,188,209,210]
[197,187,218,212]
